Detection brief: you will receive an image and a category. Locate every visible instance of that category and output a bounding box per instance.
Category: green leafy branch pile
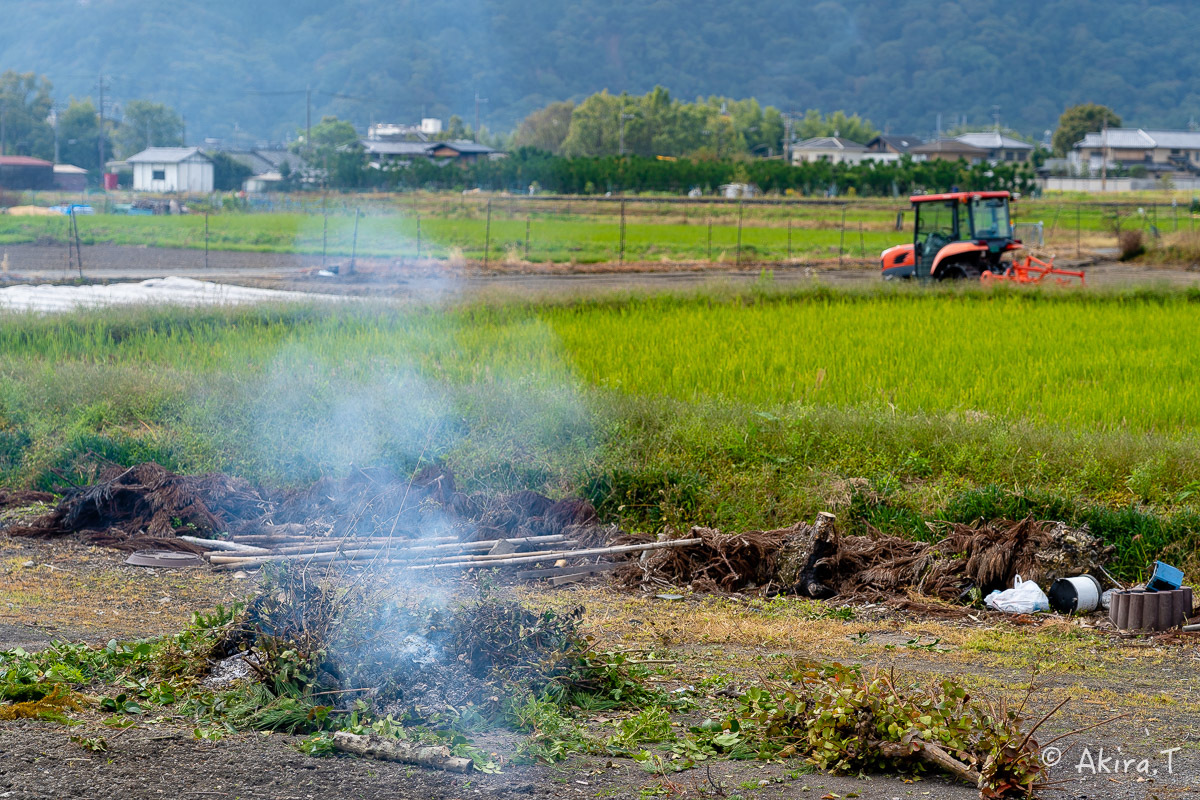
[714,661,1046,798]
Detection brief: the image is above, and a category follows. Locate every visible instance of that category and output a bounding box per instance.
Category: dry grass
[0,537,243,640]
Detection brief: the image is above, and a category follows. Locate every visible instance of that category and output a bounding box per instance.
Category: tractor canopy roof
[909,191,1010,204]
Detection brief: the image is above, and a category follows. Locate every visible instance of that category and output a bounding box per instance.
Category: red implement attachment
[981,255,1086,287]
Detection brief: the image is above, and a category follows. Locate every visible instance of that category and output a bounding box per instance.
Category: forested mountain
[3,0,1197,144]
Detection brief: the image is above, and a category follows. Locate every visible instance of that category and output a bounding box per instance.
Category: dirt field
[2,533,1198,800]
[3,243,1199,300]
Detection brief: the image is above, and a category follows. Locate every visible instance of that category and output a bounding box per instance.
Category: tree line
[504,88,880,159]
[0,70,182,171]
[291,146,1037,198]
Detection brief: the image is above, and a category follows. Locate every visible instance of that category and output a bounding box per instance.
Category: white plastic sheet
[984,575,1049,614]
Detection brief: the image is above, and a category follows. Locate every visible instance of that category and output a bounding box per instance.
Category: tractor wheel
[937,261,983,281]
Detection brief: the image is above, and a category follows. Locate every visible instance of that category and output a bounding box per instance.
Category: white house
[790,136,898,166]
[791,136,869,165]
[128,147,214,192]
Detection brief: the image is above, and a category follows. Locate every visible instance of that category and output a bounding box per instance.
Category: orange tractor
[880,191,1084,285]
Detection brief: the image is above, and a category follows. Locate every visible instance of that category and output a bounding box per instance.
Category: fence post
[72,209,83,279]
[66,210,75,274]
[525,216,531,261]
[707,217,712,263]
[619,199,626,265]
[322,194,328,268]
[483,198,492,269]
[204,211,209,269]
[839,205,847,268]
[735,200,743,267]
[859,221,865,257]
[786,218,792,261]
[1076,203,1081,257]
[416,215,422,260]
[348,208,360,274]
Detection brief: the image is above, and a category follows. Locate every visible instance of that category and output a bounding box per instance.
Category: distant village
[2,112,1199,197]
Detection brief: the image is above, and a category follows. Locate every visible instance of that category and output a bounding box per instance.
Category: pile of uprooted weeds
[622,515,1114,602]
[6,461,603,552]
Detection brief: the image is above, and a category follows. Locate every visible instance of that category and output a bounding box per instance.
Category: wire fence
[11,194,1200,277]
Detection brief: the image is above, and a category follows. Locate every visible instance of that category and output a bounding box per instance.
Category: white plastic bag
[984,575,1049,613]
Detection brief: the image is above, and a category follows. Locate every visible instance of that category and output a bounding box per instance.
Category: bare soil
[3,532,1199,799]
[3,243,1199,301]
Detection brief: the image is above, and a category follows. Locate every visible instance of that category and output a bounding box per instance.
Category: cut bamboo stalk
[210,543,581,570]
[405,539,703,571]
[179,536,271,555]
[216,534,573,561]
[209,548,382,569]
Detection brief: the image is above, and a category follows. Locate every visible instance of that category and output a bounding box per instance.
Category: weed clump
[1119,229,1145,260]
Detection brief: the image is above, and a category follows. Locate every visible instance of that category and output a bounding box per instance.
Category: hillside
[3,0,1198,143]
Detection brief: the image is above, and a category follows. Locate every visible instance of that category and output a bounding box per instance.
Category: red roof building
[0,156,55,190]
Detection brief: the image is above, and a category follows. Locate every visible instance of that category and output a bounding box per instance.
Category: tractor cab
[881,191,1020,281]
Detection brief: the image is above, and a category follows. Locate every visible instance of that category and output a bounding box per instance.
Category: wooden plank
[516,562,620,580]
[549,565,620,586]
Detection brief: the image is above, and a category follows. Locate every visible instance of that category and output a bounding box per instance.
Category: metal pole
[735,200,743,267]
[72,210,83,279]
[619,199,626,264]
[416,215,422,260]
[483,198,492,268]
[322,194,328,267]
[525,216,531,261]
[707,217,712,263]
[787,218,792,261]
[1076,203,1081,257]
[839,205,847,268]
[348,208,359,274]
[66,210,74,274]
[859,221,865,257]
[204,211,209,269]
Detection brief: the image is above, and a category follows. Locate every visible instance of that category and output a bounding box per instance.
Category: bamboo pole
[406,538,703,571]
[247,536,574,559]
[209,548,382,568]
[210,538,701,572]
[179,536,270,554]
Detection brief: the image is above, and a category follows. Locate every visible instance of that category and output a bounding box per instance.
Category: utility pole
[0,102,6,156]
[619,109,636,156]
[97,75,108,174]
[50,106,60,163]
[473,92,488,142]
[305,85,312,151]
[783,112,792,165]
[1101,117,1108,193]
[618,99,633,156]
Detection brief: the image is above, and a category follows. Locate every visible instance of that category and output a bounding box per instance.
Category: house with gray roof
[362,139,502,167]
[953,132,1034,164]
[790,136,873,165]
[128,147,213,192]
[1072,129,1200,176]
